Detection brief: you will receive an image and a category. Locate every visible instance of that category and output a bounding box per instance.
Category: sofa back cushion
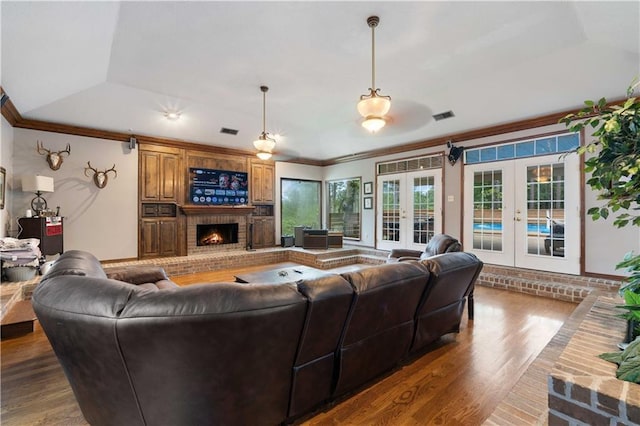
[411,252,483,352]
[33,250,310,426]
[289,274,354,417]
[334,261,429,396]
[32,275,144,425]
[421,233,462,258]
[116,282,307,426]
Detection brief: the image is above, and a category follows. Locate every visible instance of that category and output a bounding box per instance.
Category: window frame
[280,178,322,237]
[326,177,361,240]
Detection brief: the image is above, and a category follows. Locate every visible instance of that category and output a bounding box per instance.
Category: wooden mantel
[180,205,255,216]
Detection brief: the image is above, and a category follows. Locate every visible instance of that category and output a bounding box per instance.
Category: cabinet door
[140,149,181,202]
[141,219,160,257]
[251,163,264,203]
[159,220,178,256]
[252,219,265,248]
[141,219,178,258]
[160,153,179,202]
[262,217,275,247]
[250,162,275,204]
[261,164,275,203]
[252,217,275,248]
[140,151,161,201]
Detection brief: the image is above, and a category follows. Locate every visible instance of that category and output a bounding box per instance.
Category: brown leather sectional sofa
[32,250,483,426]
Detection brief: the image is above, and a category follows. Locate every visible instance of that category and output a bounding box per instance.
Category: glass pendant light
[253,86,276,159]
[358,16,391,133]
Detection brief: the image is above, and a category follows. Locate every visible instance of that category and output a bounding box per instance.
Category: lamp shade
[357,95,391,118]
[253,135,276,153]
[22,175,54,193]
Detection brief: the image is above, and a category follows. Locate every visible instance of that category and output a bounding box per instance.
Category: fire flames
[200,232,223,245]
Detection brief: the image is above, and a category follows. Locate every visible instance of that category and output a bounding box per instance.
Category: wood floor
[1,263,576,426]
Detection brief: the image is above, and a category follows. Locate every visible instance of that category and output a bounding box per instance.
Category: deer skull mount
[37,141,71,171]
[85,162,117,189]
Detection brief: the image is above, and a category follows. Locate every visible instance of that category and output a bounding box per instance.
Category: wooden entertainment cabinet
[138,144,275,258]
[139,145,184,258]
[250,159,275,249]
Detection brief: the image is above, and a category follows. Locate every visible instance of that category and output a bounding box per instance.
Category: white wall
[1,116,14,237]
[322,160,375,247]
[582,132,640,276]
[300,123,639,277]
[323,146,451,247]
[11,129,138,261]
[6,122,636,275]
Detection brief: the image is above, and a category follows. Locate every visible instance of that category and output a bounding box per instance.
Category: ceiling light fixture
[164,111,181,121]
[253,85,276,160]
[358,16,391,133]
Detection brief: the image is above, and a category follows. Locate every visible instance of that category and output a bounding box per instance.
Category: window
[281,179,321,236]
[464,133,579,164]
[327,178,361,239]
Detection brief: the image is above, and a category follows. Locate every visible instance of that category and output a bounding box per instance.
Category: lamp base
[30,192,47,215]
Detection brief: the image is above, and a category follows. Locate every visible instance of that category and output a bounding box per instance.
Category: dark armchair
[387,233,462,263]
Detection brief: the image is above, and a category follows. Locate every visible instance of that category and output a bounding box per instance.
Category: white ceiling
[2,1,639,161]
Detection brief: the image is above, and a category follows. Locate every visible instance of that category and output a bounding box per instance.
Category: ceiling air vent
[220,127,239,135]
[432,110,455,121]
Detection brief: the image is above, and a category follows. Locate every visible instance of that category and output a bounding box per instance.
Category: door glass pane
[472,170,503,251]
[413,176,435,244]
[525,164,565,257]
[382,179,400,242]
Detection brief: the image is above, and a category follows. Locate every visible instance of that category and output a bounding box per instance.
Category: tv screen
[189,168,249,206]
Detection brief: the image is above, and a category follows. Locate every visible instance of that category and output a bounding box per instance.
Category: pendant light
[253,85,276,160]
[358,16,391,133]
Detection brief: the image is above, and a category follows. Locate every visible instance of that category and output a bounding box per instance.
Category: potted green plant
[617,253,640,343]
[561,79,640,383]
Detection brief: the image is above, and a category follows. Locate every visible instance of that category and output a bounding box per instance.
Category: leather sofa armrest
[388,249,422,259]
[396,256,422,262]
[105,265,172,286]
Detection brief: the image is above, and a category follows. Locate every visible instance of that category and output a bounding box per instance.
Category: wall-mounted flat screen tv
[189,168,249,206]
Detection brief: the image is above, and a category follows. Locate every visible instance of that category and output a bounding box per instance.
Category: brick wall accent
[478,264,623,303]
[548,296,640,425]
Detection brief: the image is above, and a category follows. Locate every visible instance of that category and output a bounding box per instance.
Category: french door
[464,154,580,274]
[376,169,442,251]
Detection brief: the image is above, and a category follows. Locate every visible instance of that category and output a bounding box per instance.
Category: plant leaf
[599,337,640,384]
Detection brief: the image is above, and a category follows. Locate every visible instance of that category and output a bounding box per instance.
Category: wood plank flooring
[1,263,575,426]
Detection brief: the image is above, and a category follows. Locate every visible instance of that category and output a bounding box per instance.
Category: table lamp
[22,175,54,216]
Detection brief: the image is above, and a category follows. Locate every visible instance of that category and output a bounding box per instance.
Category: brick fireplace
[197,223,239,246]
[187,214,247,255]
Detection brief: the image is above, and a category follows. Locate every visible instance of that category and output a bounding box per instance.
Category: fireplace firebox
[197,223,239,246]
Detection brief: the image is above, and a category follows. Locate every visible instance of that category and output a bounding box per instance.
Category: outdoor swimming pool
[473,222,552,234]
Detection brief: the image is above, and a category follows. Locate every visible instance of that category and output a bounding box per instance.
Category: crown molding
[321,99,626,166]
[1,87,625,167]
[0,86,22,126]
